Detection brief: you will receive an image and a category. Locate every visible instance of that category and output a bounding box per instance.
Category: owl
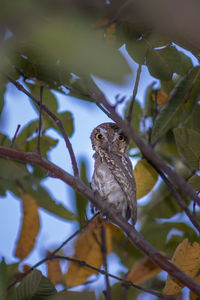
[90,122,137,225]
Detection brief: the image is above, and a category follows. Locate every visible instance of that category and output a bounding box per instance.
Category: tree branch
[126,64,142,124]
[84,77,200,207]
[0,147,200,295]
[2,73,79,176]
[53,255,171,299]
[10,124,21,148]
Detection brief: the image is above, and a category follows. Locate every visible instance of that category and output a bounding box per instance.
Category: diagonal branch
[84,77,200,206]
[0,146,200,295]
[2,73,79,176]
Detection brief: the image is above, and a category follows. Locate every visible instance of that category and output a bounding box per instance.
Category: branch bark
[0,146,200,295]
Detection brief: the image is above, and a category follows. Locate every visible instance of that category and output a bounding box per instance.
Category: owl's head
[90,122,129,154]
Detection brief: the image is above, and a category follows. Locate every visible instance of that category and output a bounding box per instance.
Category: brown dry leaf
[64,215,112,288]
[152,90,168,107]
[15,193,40,260]
[190,274,200,300]
[133,159,158,199]
[127,256,162,285]
[163,239,200,295]
[47,251,63,285]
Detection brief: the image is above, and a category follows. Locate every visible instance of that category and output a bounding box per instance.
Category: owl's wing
[107,154,137,225]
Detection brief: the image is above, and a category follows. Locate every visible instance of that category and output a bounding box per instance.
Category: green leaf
[16,135,58,155]
[173,128,200,170]
[188,175,200,191]
[146,45,184,81]
[10,270,57,300]
[29,186,77,221]
[142,181,190,220]
[56,112,74,137]
[0,258,7,297]
[46,291,96,300]
[0,133,10,147]
[28,17,131,83]
[0,158,28,180]
[75,160,89,226]
[27,83,58,113]
[125,100,143,131]
[15,120,39,145]
[151,67,200,142]
[0,84,6,117]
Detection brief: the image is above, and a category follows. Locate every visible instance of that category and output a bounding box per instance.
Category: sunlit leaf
[174,128,200,170]
[64,216,111,287]
[47,252,63,286]
[127,256,161,285]
[163,239,200,295]
[151,67,200,142]
[15,193,40,260]
[134,159,158,199]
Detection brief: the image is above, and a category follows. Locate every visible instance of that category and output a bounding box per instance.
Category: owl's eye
[95,133,103,140]
[118,135,125,141]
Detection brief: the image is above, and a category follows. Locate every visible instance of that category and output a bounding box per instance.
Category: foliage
[1,1,200,299]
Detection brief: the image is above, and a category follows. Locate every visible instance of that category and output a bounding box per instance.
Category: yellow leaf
[133,159,158,199]
[15,193,40,260]
[64,216,111,288]
[163,239,200,295]
[190,274,200,300]
[127,256,161,285]
[152,90,168,107]
[47,251,63,285]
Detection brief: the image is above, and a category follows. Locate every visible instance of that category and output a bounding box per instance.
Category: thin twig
[96,103,111,117]
[1,148,200,295]
[10,124,21,148]
[3,213,99,295]
[2,73,79,176]
[37,86,43,154]
[101,225,112,300]
[53,255,171,299]
[126,64,142,124]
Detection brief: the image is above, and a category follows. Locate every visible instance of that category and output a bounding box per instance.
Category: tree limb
[0,146,200,295]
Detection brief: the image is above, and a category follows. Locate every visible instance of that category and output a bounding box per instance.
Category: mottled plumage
[90,122,137,225]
